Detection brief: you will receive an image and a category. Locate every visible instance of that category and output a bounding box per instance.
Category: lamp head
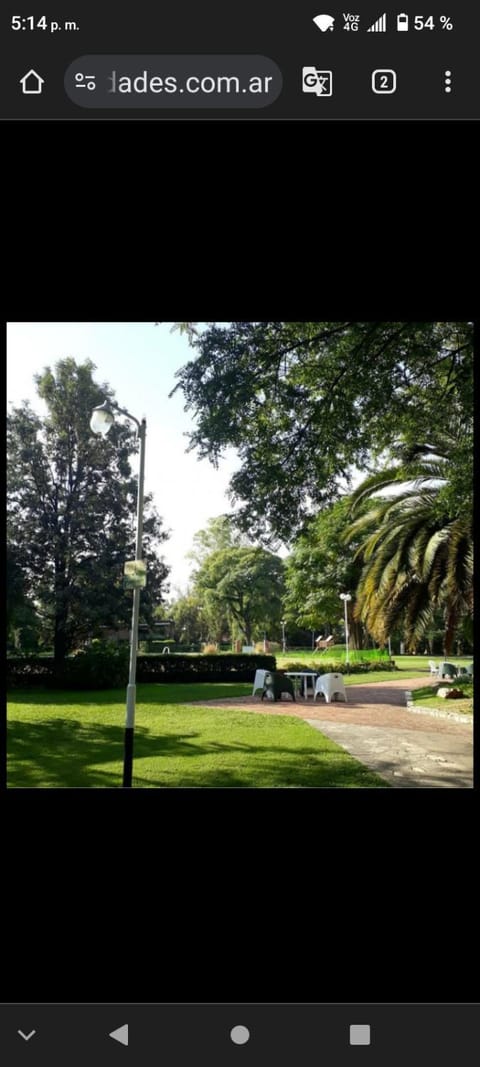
[90,401,115,436]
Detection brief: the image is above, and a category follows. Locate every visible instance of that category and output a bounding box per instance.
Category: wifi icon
[313,14,335,31]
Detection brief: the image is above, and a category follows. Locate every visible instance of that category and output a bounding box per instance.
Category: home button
[20,69,45,94]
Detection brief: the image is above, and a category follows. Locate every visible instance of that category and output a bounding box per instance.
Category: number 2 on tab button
[372,69,397,93]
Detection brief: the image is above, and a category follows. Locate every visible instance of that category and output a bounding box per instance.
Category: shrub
[7,641,130,690]
[7,657,56,688]
[314,646,390,663]
[202,642,218,654]
[7,652,277,688]
[282,661,317,672]
[59,640,130,689]
[282,658,397,675]
[136,653,276,683]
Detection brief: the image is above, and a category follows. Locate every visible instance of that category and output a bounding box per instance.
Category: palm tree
[343,427,473,655]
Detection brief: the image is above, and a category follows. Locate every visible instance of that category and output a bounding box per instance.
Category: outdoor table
[284,671,317,698]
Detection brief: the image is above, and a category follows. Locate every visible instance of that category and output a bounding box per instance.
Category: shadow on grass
[7,718,386,789]
[7,683,251,707]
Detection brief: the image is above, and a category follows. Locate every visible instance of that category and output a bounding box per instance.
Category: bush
[60,640,130,688]
[7,656,56,687]
[314,646,390,662]
[7,640,130,690]
[136,653,276,684]
[282,658,397,675]
[253,641,280,653]
[7,652,277,688]
[202,643,218,654]
[282,661,317,672]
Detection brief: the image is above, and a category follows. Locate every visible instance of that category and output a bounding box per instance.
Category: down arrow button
[18,1031,36,1041]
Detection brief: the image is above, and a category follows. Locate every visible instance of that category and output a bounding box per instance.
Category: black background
[3,104,478,1009]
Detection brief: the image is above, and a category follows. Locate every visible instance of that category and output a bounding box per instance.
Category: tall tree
[187,514,250,569]
[170,321,473,542]
[193,546,285,645]
[6,545,41,653]
[186,515,255,643]
[7,358,170,664]
[283,499,369,649]
[344,424,473,655]
[167,593,204,645]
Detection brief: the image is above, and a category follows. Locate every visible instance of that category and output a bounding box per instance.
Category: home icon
[20,69,45,94]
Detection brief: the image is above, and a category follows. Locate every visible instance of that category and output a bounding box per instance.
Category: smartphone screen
[3,0,477,1055]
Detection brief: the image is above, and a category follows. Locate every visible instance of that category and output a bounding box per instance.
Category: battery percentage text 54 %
[413,15,453,30]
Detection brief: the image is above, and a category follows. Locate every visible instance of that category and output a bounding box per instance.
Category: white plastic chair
[314,672,347,704]
[252,669,268,696]
[428,660,439,675]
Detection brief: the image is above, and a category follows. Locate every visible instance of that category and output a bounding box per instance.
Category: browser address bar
[65,55,283,107]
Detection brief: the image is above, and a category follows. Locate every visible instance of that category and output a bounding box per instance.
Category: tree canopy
[344,425,473,654]
[170,321,473,542]
[283,498,369,648]
[7,358,170,662]
[193,544,285,645]
[187,513,251,569]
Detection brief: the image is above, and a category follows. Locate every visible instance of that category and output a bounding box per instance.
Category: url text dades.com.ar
[107,69,275,95]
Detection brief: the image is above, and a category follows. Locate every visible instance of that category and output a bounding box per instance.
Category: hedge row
[282,659,397,675]
[6,652,276,690]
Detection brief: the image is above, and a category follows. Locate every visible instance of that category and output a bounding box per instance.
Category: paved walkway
[187,675,473,788]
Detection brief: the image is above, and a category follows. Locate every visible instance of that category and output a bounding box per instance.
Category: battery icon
[397,13,409,30]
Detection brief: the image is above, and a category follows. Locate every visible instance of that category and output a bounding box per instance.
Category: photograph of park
[6,321,473,788]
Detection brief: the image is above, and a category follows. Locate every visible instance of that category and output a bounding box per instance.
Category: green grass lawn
[7,682,387,789]
[341,670,424,684]
[276,651,471,667]
[411,681,473,715]
[276,652,472,682]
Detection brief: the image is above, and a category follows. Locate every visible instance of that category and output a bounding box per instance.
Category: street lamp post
[281,619,286,654]
[90,399,146,788]
[339,593,352,668]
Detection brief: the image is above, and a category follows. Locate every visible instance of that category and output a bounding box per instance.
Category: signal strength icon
[367,13,387,32]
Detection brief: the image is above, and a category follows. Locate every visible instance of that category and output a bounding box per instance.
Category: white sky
[6,322,242,595]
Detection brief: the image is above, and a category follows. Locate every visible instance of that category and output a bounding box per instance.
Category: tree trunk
[54,619,68,666]
[443,608,456,657]
[54,557,69,667]
[349,617,365,650]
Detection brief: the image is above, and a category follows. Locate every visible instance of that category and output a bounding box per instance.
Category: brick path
[187,675,470,735]
[186,674,473,787]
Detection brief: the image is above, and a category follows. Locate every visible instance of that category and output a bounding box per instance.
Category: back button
[109,1025,128,1046]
